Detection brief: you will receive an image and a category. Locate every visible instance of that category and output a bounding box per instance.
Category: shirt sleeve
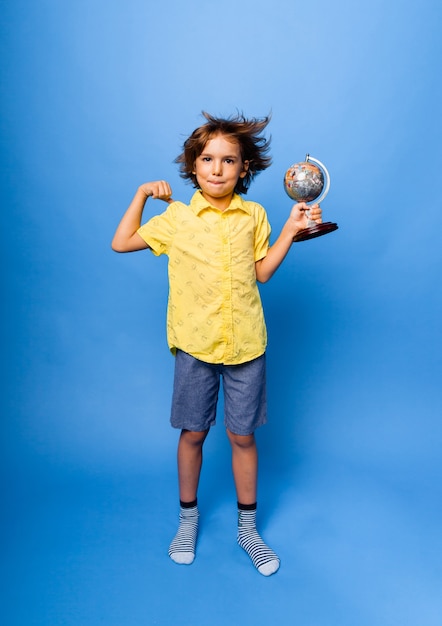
[137,202,179,256]
[253,203,271,261]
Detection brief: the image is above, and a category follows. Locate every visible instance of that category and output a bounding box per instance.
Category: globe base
[293,221,338,243]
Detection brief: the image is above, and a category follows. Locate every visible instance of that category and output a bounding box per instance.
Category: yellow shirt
[137,191,271,365]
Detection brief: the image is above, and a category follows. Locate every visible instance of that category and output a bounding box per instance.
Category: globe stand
[284,154,338,243]
[293,220,338,242]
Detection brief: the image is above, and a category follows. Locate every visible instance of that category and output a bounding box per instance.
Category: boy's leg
[227,429,280,576]
[226,430,257,504]
[177,428,209,502]
[169,351,220,565]
[169,429,208,565]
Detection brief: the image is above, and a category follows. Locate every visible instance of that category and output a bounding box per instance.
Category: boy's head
[175,111,271,195]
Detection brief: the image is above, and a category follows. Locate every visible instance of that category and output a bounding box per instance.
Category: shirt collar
[189,190,251,215]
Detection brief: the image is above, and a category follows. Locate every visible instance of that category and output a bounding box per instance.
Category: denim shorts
[170,350,267,436]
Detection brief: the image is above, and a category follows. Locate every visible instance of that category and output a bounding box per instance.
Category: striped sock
[168,500,199,565]
[237,504,280,576]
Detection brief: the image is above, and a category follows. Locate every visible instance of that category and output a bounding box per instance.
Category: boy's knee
[180,429,209,447]
[226,429,256,449]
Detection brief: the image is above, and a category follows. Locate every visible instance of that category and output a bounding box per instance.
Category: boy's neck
[200,190,234,211]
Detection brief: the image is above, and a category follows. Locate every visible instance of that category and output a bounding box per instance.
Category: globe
[284,160,324,203]
[283,154,338,242]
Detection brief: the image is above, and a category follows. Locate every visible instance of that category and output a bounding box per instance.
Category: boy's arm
[255,203,322,283]
[111,181,172,252]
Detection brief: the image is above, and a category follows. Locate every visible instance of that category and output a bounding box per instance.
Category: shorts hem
[224,418,267,436]
[170,418,217,431]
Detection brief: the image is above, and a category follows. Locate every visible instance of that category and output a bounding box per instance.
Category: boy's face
[193,133,248,210]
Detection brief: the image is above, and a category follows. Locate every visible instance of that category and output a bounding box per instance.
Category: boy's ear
[240,160,250,178]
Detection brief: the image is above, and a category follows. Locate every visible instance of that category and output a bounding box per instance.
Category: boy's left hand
[290,202,322,231]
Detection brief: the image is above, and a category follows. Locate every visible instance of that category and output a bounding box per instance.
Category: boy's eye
[225,158,234,164]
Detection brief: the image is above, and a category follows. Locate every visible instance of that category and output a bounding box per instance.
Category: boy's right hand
[140,181,173,203]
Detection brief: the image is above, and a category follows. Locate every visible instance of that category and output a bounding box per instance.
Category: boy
[112,112,322,576]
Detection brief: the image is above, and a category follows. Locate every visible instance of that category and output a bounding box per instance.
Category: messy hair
[175,111,272,195]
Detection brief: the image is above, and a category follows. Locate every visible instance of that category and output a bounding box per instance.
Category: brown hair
[175,111,272,195]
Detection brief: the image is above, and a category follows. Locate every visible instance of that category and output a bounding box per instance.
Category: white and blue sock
[168,500,199,565]
[237,503,280,576]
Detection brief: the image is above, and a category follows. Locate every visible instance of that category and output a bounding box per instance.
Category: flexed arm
[111,181,173,252]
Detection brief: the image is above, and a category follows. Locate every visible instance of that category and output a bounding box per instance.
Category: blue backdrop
[2,1,441,624]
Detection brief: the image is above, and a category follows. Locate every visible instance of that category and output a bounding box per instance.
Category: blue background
[1,0,441,624]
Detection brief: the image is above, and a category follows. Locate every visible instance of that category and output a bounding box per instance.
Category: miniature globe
[284,161,324,202]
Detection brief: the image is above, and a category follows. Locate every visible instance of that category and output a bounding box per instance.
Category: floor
[3,427,440,626]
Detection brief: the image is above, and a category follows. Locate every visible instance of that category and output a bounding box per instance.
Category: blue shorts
[170,350,267,436]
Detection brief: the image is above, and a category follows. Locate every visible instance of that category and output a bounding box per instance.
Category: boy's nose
[212,160,222,175]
